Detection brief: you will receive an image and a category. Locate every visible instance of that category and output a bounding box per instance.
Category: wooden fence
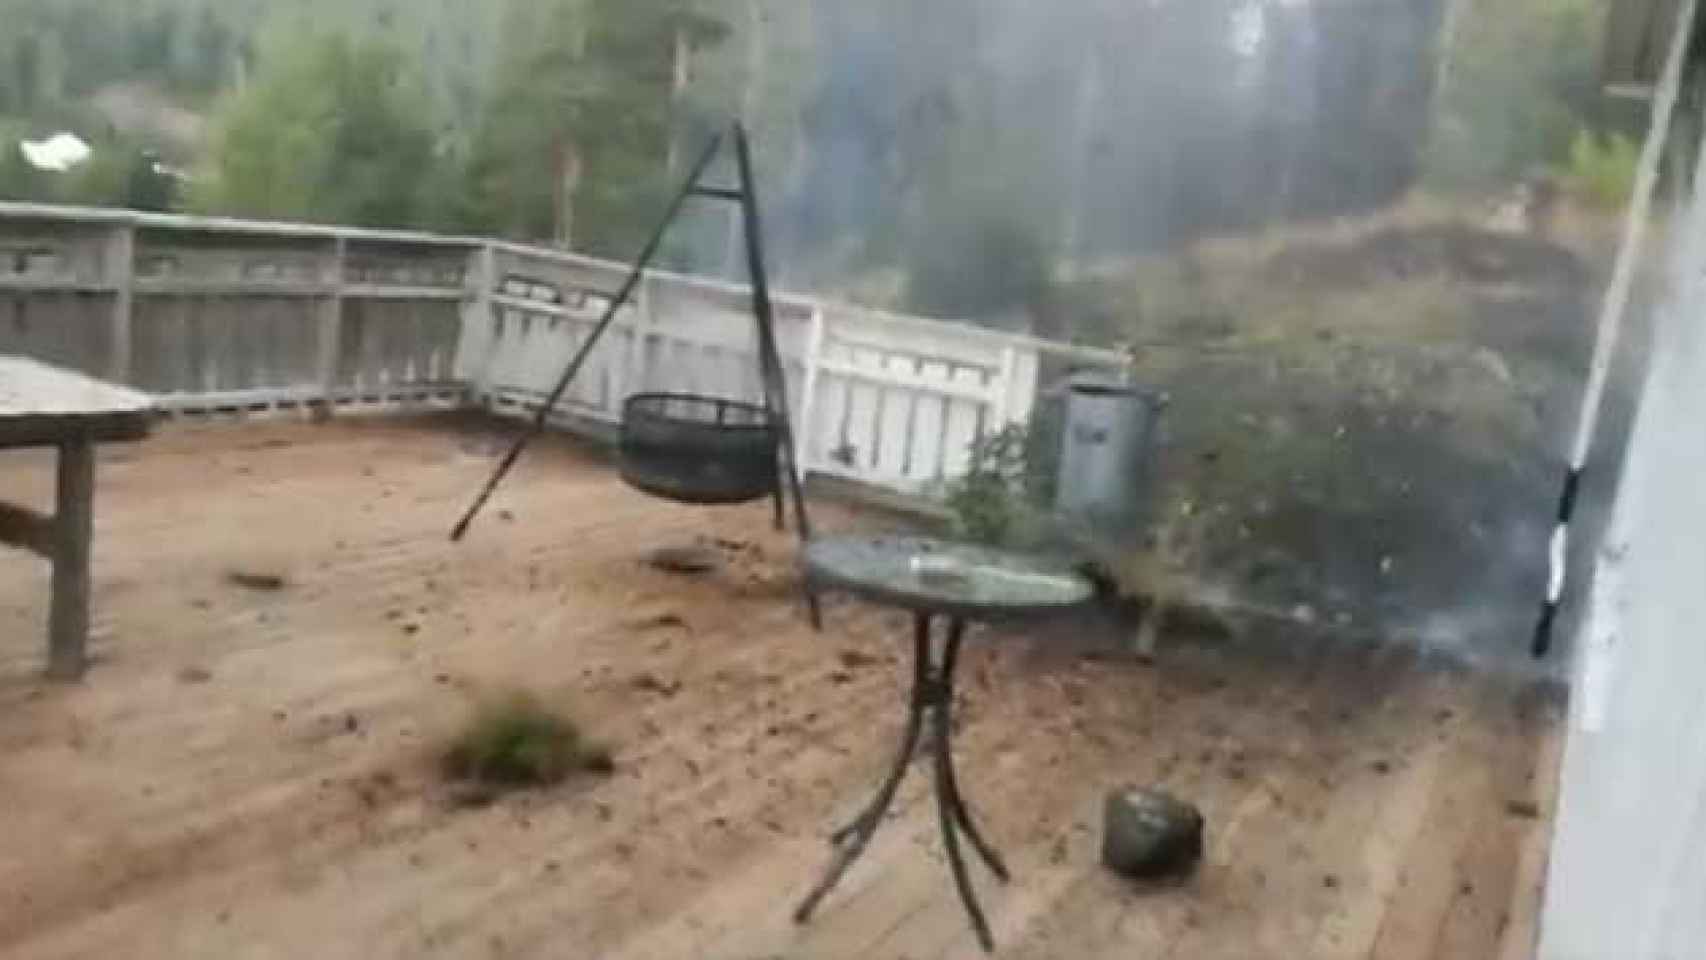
[0,203,1125,494]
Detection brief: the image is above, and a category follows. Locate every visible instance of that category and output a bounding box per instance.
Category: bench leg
[47,439,94,680]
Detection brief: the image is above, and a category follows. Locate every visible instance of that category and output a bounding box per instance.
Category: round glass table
[792,535,1093,952]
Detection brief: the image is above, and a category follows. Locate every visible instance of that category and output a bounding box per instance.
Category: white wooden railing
[0,203,1125,494]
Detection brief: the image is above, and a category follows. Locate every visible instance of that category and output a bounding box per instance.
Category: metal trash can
[1055,374,1160,531]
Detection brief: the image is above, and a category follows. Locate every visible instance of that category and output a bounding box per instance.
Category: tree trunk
[725,0,768,277]
[1059,43,1102,281]
[668,24,692,175]
[553,136,582,249]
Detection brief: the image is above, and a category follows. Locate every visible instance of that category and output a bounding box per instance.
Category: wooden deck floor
[0,416,1562,959]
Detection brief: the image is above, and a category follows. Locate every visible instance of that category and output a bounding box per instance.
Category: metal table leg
[795,612,1008,952]
[794,614,929,921]
[935,619,1009,881]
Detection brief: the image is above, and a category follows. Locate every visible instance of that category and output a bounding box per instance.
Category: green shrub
[945,425,1037,546]
[1565,129,1639,208]
[441,690,612,788]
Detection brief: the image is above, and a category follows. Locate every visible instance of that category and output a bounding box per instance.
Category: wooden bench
[0,356,155,679]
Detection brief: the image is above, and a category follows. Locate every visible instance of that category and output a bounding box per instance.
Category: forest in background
[0,0,1641,312]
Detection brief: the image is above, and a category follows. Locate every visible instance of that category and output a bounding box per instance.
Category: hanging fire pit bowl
[619,392,780,505]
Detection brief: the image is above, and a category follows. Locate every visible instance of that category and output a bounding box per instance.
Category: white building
[1539,0,1706,956]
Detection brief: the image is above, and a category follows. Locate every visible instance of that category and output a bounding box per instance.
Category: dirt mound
[1265,224,1585,289]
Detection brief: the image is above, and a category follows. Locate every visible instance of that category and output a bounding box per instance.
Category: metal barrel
[1054,373,1160,532]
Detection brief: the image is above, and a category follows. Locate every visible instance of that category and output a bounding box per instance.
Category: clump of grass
[440,690,613,789]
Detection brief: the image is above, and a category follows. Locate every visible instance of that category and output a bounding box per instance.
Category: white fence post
[992,344,1018,429]
[105,223,134,385]
[795,303,828,478]
[455,242,498,406]
[623,272,656,401]
[1004,342,1040,428]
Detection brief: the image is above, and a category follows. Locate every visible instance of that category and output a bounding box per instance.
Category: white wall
[1537,86,1706,960]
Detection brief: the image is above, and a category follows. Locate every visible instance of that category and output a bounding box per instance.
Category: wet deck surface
[0,415,1562,959]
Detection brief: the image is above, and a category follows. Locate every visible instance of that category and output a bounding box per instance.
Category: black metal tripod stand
[794,612,1009,952]
[447,122,819,627]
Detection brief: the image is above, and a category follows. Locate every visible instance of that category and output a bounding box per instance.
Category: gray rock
[1101,786,1204,880]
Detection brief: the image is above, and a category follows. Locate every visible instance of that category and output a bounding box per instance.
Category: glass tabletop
[803,535,1094,619]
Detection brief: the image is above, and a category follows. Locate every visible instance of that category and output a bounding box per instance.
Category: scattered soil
[224,569,287,592]
[0,419,1563,958]
[176,666,212,684]
[646,545,720,574]
[837,649,881,670]
[630,673,683,697]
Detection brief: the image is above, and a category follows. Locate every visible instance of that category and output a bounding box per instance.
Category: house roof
[1603,0,1686,97]
[17,132,91,173]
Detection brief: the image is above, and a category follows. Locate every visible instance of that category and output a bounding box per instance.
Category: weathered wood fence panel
[1,207,472,416]
[0,216,120,378]
[130,228,325,400]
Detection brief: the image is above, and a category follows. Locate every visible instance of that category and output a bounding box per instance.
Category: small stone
[838,649,880,670]
[226,569,286,592]
[177,666,213,684]
[1506,799,1541,820]
[583,748,617,775]
[827,670,855,685]
[631,673,681,697]
[343,713,360,734]
[1370,760,1392,775]
[1323,874,1340,889]
[448,783,498,809]
[1101,786,1204,880]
